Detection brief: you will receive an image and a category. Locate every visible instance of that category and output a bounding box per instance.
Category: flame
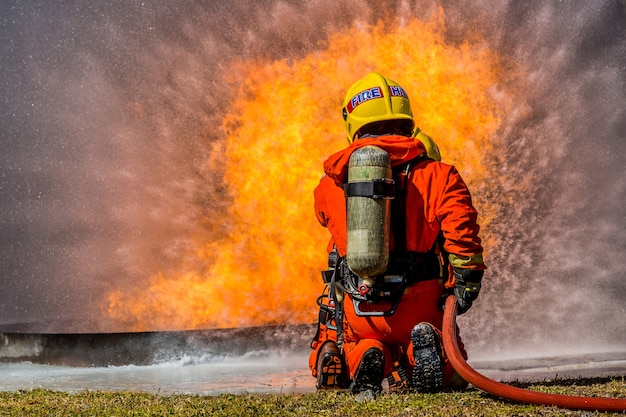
[106,10,516,331]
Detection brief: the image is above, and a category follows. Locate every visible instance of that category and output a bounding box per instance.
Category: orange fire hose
[442,295,626,412]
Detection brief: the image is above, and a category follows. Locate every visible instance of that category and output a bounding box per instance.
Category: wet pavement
[2,349,626,395]
[1,352,315,395]
[2,325,625,394]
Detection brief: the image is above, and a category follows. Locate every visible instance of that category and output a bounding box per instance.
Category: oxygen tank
[346,145,393,287]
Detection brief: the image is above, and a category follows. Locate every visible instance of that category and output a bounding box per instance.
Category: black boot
[410,322,444,393]
[350,348,384,395]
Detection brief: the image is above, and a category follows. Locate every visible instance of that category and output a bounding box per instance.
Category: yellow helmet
[342,72,414,143]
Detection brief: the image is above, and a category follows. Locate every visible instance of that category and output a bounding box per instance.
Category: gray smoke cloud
[0,0,624,359]
[0,0,370,331]
[446,0,626,358]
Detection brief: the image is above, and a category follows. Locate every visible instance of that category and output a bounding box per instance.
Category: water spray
[442,295,626,412]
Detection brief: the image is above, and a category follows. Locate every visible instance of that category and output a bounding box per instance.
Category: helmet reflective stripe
[342,72,414,144]
[346,87,383,113]
[389,85,408,98]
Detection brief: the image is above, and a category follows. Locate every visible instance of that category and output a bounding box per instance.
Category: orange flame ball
[106,11,515,331]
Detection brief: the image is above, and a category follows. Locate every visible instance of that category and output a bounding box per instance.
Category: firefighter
[309,72,485,396]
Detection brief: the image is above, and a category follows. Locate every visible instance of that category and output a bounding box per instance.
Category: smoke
[1,0,625,359]
[0,1,356,330]
[443,0,626,358]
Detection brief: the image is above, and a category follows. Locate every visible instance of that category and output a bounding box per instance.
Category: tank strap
[343,178,395,199]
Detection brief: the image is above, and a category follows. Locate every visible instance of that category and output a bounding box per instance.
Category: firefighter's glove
[453,267,483,315]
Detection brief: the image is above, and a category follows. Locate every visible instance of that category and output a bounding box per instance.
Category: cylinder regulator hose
[442,295,626,412]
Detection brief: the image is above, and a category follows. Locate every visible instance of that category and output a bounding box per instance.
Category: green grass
[0,377,624,416]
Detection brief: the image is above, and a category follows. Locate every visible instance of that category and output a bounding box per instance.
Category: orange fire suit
[309,134,485,388]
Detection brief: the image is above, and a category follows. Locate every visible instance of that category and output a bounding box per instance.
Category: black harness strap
[391,154,428,256]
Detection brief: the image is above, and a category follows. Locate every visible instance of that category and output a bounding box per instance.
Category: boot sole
[350,348,384,395]
[316,352,344,389]
[411,323,444,393]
